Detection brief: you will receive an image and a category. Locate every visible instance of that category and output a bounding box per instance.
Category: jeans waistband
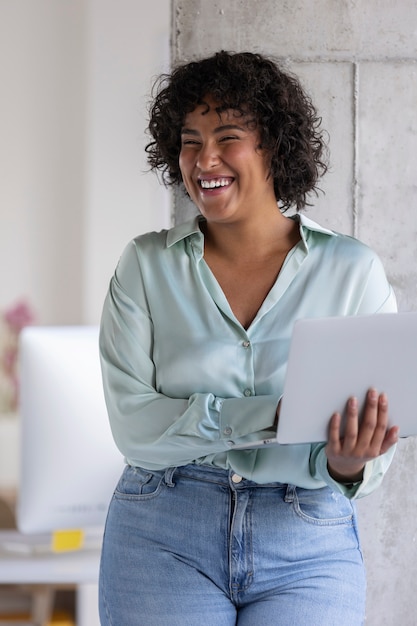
[162,463,291,493]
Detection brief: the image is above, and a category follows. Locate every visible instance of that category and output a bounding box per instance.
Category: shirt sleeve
[355,251,397,315]
[309,443,396,499]
[99,243,280,470]
[309,248,398,499]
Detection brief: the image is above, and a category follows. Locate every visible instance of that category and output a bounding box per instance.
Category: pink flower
[3,300,35,333]
[1,300,36,412]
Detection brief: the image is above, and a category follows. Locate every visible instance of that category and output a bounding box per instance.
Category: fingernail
[379,392,388,406]
[349,396,358,409]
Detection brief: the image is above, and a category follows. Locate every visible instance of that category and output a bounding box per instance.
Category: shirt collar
[166,216,203,248]
[294,213,336,252]
[296,213,335,236]
[165,213,336,249]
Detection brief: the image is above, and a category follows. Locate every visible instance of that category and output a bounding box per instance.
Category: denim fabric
[99,464,366,625]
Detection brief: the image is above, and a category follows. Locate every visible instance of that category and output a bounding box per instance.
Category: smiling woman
[98,51,398,626]
[146,51,328,212]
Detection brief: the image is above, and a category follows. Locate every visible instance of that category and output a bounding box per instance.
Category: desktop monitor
[17,326,124,535]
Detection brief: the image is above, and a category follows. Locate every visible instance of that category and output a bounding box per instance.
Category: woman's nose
[196,142,220,169]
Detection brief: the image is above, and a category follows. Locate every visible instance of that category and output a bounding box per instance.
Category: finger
[327,412,342,453]
[369,392,390,450]
[342,396,359,450]
[379,425,400,455]
[357,388,379,447]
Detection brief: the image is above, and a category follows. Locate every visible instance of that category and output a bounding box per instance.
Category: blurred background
[0,0,171,488]
[1,1,417,624]
[0,2,170,623]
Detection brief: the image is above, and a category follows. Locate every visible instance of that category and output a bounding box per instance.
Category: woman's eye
[219,135,238,142]
[181,139,200,146]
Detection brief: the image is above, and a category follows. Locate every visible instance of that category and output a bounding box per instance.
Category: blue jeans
[99,464,366,625]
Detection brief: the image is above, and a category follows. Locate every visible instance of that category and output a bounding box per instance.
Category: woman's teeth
[200,178,232,189]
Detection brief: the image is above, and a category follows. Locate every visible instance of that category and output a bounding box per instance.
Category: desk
[0,531,101,626]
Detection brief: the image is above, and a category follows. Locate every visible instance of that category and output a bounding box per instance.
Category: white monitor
[17,326,124,535]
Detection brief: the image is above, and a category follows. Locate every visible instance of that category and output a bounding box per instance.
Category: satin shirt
[99,214,397,499]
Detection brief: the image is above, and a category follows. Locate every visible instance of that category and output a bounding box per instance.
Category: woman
[99,51,398,625]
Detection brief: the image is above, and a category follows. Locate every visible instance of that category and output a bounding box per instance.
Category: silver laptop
[236,311,417,447]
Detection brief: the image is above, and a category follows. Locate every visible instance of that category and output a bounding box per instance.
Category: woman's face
[179,96,276,225]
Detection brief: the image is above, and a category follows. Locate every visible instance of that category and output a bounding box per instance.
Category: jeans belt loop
[164,466,177,487]
[284,484,296,503]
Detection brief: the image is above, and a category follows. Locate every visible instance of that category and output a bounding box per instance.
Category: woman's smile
[198,176,234,191]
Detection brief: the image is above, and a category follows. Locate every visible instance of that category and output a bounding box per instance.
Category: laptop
[235,311,417,447]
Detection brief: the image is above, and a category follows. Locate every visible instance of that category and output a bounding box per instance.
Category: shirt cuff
[312,446,374,499]
[218,395,281,444]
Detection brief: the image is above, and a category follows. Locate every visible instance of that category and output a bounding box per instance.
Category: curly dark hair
[145,51,328,212]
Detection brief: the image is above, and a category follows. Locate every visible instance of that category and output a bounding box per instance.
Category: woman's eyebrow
[214,124,246,133]
[181,127,200,136]
[181,124,246,135]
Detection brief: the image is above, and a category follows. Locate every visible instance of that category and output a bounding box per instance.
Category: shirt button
[242,340,250,348]
[231,474,243,484]
[243,388,252,397]
[223,426,232,436]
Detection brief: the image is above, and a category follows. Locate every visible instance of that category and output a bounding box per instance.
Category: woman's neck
[202,211,300,263]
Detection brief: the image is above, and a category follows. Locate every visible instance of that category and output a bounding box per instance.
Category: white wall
[0,0,86,324]
[83,0,171,323]
[0,0,171,327]
[0,0,171,487]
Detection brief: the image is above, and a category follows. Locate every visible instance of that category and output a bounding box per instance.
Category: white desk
[0,531,101,626]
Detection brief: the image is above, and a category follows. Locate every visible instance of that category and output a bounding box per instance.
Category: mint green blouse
[99,214,397,499]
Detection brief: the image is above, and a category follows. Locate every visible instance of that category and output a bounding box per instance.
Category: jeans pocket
[114,465,165,501]
[291,486,354,526]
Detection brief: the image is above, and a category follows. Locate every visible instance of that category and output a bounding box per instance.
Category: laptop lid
[276,311,417,444]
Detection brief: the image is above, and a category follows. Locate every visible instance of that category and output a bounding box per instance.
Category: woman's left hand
[325,388,399,484]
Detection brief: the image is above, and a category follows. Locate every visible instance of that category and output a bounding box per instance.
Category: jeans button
[231,474,243,484]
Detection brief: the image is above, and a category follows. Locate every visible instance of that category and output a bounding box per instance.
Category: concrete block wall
[172,1,417,624]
